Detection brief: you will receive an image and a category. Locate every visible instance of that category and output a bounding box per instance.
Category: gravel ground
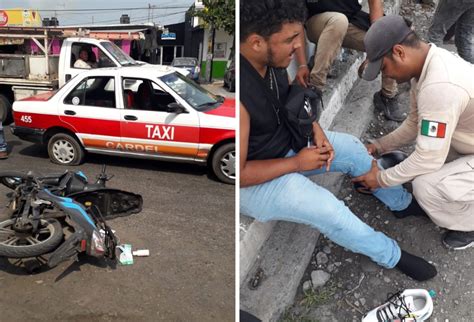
[281,2,474,321]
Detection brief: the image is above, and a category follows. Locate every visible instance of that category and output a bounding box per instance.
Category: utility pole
[205,26,216,83]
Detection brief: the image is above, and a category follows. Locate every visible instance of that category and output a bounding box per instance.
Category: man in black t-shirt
[294,0,406,122]
[240,0,437,287]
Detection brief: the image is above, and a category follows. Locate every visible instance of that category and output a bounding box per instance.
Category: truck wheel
[211,143,235,184]
[48,133,85,166]
[0,94,12,125]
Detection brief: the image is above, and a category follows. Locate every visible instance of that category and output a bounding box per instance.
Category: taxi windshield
[159,72,222,111]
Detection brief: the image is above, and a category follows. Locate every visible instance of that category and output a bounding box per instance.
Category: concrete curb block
[239,220,276,285]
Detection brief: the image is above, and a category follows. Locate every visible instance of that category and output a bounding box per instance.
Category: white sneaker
[362,289,433,322]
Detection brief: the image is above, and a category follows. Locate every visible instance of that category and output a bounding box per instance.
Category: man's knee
[327,12,349,27]
[306,12,349,43]
[412,175,437,208]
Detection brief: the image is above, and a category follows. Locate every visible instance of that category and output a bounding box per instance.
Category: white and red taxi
[11,66,235,183]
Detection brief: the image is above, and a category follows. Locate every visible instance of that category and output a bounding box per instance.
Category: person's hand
[294,146,331,172]
[365,143,378,156]
[313,128,334,171]
[358,59,368,79]
[295,66,309,88]
[351,159,381,190]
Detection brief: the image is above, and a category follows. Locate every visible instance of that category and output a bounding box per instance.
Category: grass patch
[300,283,337,309]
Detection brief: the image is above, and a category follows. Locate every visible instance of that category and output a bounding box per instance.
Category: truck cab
[58,38,145,87]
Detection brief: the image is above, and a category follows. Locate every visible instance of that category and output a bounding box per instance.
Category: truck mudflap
[10,125,46,144]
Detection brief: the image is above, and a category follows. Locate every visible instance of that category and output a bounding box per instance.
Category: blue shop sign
[161,33,176,40]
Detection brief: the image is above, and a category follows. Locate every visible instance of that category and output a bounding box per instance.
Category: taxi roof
[76,64,178,79]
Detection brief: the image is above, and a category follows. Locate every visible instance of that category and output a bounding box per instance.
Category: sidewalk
[201,80,235,99]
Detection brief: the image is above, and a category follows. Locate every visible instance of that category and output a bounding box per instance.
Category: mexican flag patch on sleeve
[421,119,446,138]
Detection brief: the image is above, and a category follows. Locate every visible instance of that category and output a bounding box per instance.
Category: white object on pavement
[132,249,150,257]
[362,289,433,322]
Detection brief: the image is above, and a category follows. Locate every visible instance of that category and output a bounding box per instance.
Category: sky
[0,0,195,26]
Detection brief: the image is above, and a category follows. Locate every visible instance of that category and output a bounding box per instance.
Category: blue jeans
[240,131,412,268]
[428,0,474,63]
[0,124,6,152]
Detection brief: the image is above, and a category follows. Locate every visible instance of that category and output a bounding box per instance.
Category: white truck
[0,25,175,124]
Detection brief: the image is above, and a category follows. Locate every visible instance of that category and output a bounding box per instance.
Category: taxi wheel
[48,133,85,166]
[211,143,235,184]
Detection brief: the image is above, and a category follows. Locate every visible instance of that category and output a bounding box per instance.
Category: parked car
[224,60,235,92]
[11,66,235,184]
[171,57,201,82]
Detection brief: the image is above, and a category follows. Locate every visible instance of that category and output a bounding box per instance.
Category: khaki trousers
[305,12,398,97]
[413,155,474,231]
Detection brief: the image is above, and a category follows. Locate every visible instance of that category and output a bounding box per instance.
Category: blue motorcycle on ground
[0,166,142,269]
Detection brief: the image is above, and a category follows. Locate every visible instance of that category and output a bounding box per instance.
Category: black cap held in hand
[362,15,413,81]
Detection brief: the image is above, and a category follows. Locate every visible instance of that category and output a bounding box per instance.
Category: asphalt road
[0,127,235,321]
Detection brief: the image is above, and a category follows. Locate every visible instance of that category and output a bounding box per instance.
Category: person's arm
[294,31,309,87]
[312,122,335,171]
[240,104,331,187]
[369,83,419,154]
[367,0,384,22]
[356,84,465,189]
[377,84,465,187]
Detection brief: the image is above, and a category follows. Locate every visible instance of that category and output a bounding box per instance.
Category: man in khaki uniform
[353,15,474,250]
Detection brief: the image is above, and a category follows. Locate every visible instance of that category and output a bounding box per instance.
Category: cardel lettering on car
[145,125,175,140]
[105,142,160,152]
[93,140,200,156]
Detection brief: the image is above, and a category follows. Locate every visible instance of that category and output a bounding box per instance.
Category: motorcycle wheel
[0,218,63,258]
[0,171,27,190]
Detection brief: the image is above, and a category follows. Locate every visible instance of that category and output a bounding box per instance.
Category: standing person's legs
[305,12,349,91]
[0,124,8,159]
[454,7,474,63]
[428,0,468,45]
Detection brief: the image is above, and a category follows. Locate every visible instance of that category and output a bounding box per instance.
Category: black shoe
[443,230,474,250]
[395,250,437,281]
[240,310,262,322]
[392,198,428,219]
[373,91,407,122]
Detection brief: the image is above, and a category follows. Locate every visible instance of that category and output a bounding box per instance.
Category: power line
[60,10,188,26]
[2,6,191,12]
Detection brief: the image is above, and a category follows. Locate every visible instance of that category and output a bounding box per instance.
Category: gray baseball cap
[362,15,413,81]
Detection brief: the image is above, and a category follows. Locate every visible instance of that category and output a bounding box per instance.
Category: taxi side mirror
[167,102,187,114]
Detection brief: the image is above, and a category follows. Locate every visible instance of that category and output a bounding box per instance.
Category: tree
[191,0,235,82]
[191,0,235,36]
